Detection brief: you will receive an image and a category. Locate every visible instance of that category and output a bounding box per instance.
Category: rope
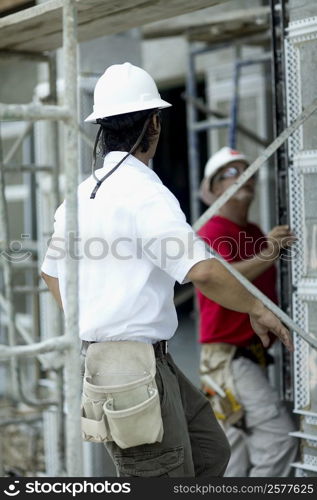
[89,112,155,199]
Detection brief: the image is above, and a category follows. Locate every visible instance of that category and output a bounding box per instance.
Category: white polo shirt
[41,151,211,343]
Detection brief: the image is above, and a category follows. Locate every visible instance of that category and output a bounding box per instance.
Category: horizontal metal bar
[0,415,42,427]
[289,431,317,442]
[0,294,61,369]
[0,103,71,121]
[0,49,49,62]
[291,462,317,473]
[2,163,53,172]
[190,42,231,56]
[293,409,317,418]
[191,118,230,132]
[13,286,48,294]
[9,261,38,269]
[236,53,272,67]
[182,93,269,147]
[0,336,71,360]
[0,238,37,249]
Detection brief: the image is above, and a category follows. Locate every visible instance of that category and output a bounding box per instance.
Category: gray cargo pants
[104,346,231,477]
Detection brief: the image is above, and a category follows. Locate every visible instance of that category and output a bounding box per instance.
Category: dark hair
[96,108,160,156]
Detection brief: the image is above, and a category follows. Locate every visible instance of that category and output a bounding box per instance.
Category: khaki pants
[103,352,230,477]
[224,357,298,477]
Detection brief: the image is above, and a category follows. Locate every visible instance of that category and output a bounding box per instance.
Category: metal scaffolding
[0,0,81,477]
[0,0,316,478]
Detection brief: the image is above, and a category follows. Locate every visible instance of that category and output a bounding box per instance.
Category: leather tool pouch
[81,341,164,449]
[200,343,244,427]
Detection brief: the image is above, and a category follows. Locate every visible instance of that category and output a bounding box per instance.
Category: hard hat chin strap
[90,113,154,199]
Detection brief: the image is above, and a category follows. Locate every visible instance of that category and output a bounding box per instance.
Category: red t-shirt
[197,215,278,347]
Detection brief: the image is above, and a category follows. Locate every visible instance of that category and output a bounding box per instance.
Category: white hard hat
[200,147,249,206]
[85,62,172,123]
[203,146,248,180]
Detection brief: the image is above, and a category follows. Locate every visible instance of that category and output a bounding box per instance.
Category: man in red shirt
[197,147,298,476]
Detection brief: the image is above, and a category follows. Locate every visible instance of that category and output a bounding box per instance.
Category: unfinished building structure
[0,0,316,477]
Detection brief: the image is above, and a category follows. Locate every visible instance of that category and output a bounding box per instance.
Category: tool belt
[200,343,244,427]
[81,340,164,449]
[233,338,274,368]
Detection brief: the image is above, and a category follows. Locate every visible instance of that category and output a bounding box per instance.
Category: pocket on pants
[113,446,184,477]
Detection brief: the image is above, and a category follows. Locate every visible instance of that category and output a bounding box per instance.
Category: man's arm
[232,225,296,281]
[187,258,293,351]
[41,272,63,311]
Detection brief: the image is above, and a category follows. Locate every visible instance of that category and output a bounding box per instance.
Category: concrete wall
[79,29,142,76]
[142,0,264,87]
[0,58,38,104]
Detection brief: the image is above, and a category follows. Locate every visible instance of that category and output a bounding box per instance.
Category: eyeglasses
[215,166,257,182]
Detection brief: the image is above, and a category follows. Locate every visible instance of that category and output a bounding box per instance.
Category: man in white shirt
[41,63,293,477]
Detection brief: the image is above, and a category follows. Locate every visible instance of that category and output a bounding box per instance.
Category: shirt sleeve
[40,202,65,278]
[135,187,212,284]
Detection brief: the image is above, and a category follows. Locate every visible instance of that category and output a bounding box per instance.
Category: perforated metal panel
[289,166,305,283]
[284,38,302,158]
[306,415,317,425]
[293,295,310,409]
[295,467,309,477]
[303,454,317,468]
[285,16,317,475]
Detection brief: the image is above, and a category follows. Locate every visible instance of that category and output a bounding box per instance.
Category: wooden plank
[187,25,270,45]
[0,0,227,52]
[0,0,31,14]
[142,6,270,39]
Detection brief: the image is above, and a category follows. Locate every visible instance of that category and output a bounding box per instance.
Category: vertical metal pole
[228,47,241,150]
[0,146,19,401]
[42,53,65,476]
[63,0,83,477]
[185,45,202,348]
[2,122,33,406]
[270,0,293,402]
[48,53,61,210]
[186,48,201,225]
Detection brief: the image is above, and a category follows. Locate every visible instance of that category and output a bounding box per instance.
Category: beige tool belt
[81,341,164,449]
[200,343,244,427]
